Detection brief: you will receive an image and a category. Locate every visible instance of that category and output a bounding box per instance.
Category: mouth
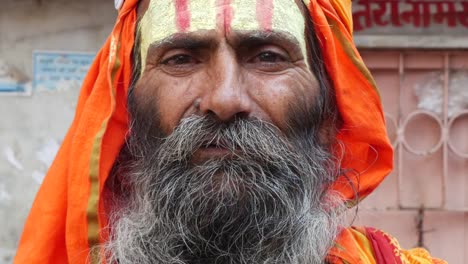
[191,141,236,164]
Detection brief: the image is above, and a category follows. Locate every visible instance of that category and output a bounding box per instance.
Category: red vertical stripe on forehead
[175,0,191,32]
[256,0,273,31]
[216,0,233,32]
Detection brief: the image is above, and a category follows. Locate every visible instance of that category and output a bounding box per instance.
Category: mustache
[132,115,302,165]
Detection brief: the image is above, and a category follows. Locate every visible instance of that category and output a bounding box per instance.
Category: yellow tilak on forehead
[139,0,310,72]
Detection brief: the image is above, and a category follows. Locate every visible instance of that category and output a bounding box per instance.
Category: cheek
[246,71,318,131]
[137,71,203,135]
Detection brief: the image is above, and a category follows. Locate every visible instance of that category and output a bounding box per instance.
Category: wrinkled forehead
[139,0,309,64]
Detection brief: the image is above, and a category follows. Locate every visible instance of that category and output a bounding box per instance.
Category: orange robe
[328,227,447,264]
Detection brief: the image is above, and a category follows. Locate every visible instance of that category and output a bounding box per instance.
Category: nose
[199,47,251,121]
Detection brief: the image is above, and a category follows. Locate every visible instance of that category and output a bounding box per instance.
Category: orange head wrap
[15,0,392,263]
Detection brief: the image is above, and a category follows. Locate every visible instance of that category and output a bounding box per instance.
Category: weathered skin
[133,0,319,154]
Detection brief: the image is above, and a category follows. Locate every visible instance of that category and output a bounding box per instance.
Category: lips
[191,140,236,164]
[191,146,231,164]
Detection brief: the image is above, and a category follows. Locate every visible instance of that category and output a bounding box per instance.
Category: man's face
[103,1,341,263]
[133,0,319,139]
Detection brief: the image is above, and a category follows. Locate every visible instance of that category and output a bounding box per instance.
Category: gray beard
[102,115,344,264]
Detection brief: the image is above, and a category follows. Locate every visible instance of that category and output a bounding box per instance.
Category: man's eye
[161,54,198,66]
[247,50,290,72]
[254,51,286,63]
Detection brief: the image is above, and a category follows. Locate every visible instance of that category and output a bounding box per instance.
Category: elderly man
[15,0,445,263]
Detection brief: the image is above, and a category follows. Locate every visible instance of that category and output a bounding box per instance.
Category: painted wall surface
[0,0,116,262]
[352,0,468,48]
[1,1,467,264]
[355,51,468,264]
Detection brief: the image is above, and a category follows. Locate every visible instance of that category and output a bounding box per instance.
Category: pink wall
[354,51,468,264]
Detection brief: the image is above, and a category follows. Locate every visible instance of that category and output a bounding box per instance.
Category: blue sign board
[33,51,95,91]
[0,82,26,94]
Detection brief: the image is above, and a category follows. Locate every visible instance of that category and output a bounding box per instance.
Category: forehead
[139,0,308,63]
[140,0,306,32]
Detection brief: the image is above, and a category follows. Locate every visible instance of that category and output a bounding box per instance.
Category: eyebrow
[147,30,303,57]
[148,33,217,54]
[230,30,302,53]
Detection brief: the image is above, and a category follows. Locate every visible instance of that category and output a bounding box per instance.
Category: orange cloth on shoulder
[328,227,448,264]
[15,0,393,263]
